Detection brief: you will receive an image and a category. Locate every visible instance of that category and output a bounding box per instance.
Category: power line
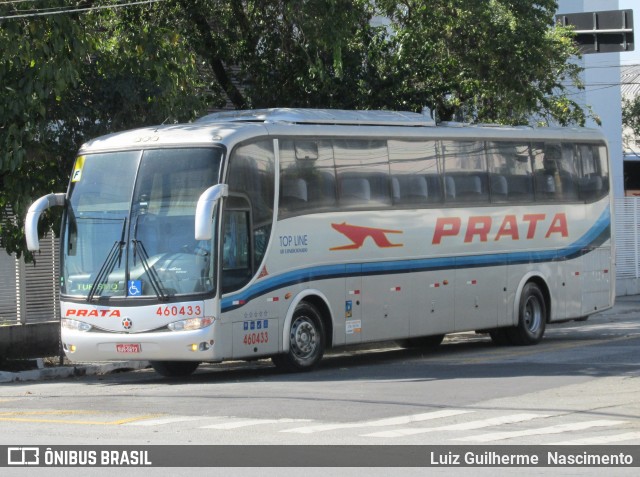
[0,0,165,19]
[0,1,45,4]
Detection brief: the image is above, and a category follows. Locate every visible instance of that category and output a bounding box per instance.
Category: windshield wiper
[132,239,167,301]
[86,218,126,302]
[87,240,124,302]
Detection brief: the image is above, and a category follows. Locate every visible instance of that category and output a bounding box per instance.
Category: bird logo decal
[330,222,403,250]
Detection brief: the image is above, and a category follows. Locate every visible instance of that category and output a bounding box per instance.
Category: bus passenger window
[340,176,371,203]
[334,139,390,208]
[388,139,441,205]
[533,143,578,201]
[281,178,308,211]
[441,140,488,203]
[278,139,336,218]
[576,144,608,202]
[487,142,533,203]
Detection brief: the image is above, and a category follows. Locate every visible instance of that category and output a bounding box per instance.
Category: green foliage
[0,1,212,260]
[1,0,591,260]
[623,96,640,140]
[374,0,587,125]
[178,0,587,124]
[0,1,87,259]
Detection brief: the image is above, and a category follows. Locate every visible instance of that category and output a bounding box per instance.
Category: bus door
[344,264,362,344]
[561,253,583,319]
[362,274,410,342]
[580,246,612,314]
[411,269,455,337]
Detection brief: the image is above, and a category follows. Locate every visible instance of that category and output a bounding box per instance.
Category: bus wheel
[150,360,200,377]
[507,282,547,345]
[272,302,325,372]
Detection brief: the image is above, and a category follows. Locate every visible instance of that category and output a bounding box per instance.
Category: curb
[0,361,150,384]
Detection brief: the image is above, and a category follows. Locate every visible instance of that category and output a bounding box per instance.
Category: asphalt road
[1,296,639,475]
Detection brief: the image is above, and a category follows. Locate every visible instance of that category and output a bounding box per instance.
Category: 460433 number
[243,332,268,345]
[155,305,202,317]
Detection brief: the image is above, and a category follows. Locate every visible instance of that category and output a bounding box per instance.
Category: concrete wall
[0,322,60,360]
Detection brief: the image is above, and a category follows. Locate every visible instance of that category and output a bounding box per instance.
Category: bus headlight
[168,317,214,331]
[61,318,92,332]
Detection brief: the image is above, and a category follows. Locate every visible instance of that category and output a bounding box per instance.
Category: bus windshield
[62,147,223,300]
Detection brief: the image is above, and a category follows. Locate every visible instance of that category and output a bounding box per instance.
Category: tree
[174,0,587,124]
[0,1,88,258]
[623,96,640,143]
[0,1,213,260]
[175,0,386,109]
[2,0,590,260]
[374,0,587,125]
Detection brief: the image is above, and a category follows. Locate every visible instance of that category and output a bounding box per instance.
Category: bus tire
[272,302,325,372]
[150,360,200,377]
[506,282,547,345]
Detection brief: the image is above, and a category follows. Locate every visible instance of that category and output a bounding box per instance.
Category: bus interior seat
[491,174,508,199]
[306,171,337,207]
[535,173,556,197]
[454,175,483,199]
[445,175,456,199]
[281,178,308,209]
[391,176,428,203]
[340,177,371,203]
[391,177,401,202]
[579,175,603,200]
[406,176,428,201]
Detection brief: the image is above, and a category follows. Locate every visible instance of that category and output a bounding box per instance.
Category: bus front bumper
[61,326,218,362]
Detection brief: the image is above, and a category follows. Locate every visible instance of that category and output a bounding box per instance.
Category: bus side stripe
[221,208,610,312]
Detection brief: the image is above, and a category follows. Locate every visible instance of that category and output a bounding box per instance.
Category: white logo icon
[8,447,39,466]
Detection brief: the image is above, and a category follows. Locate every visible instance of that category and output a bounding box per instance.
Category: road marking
[551,432,640,445]
[455,419,627,443]
[125,416,206,426]
[0,410,99,416]
[363,413,548,438]
[283,410,473,434]
[0,410,162,425]
[201,418,311,430]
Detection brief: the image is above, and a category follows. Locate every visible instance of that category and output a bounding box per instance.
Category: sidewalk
[0,360,149,384]
[2,295,639,384]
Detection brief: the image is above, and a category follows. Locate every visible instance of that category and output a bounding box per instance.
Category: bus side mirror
[25,193,66,251]
[195,184,229,240]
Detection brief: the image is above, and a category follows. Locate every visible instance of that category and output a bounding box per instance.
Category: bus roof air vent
[195,108,438,127]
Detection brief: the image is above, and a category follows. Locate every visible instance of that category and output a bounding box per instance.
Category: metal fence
[615,197,640,280]
[0,234,60,325]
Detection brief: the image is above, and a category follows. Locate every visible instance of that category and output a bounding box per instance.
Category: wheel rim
[290,316,318,360]
[523,295,543,333]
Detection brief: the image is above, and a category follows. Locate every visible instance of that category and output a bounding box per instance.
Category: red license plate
[116,343,141,353]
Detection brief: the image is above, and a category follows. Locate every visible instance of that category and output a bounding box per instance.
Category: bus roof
[78,109,607,153]
[195,108,438,127]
